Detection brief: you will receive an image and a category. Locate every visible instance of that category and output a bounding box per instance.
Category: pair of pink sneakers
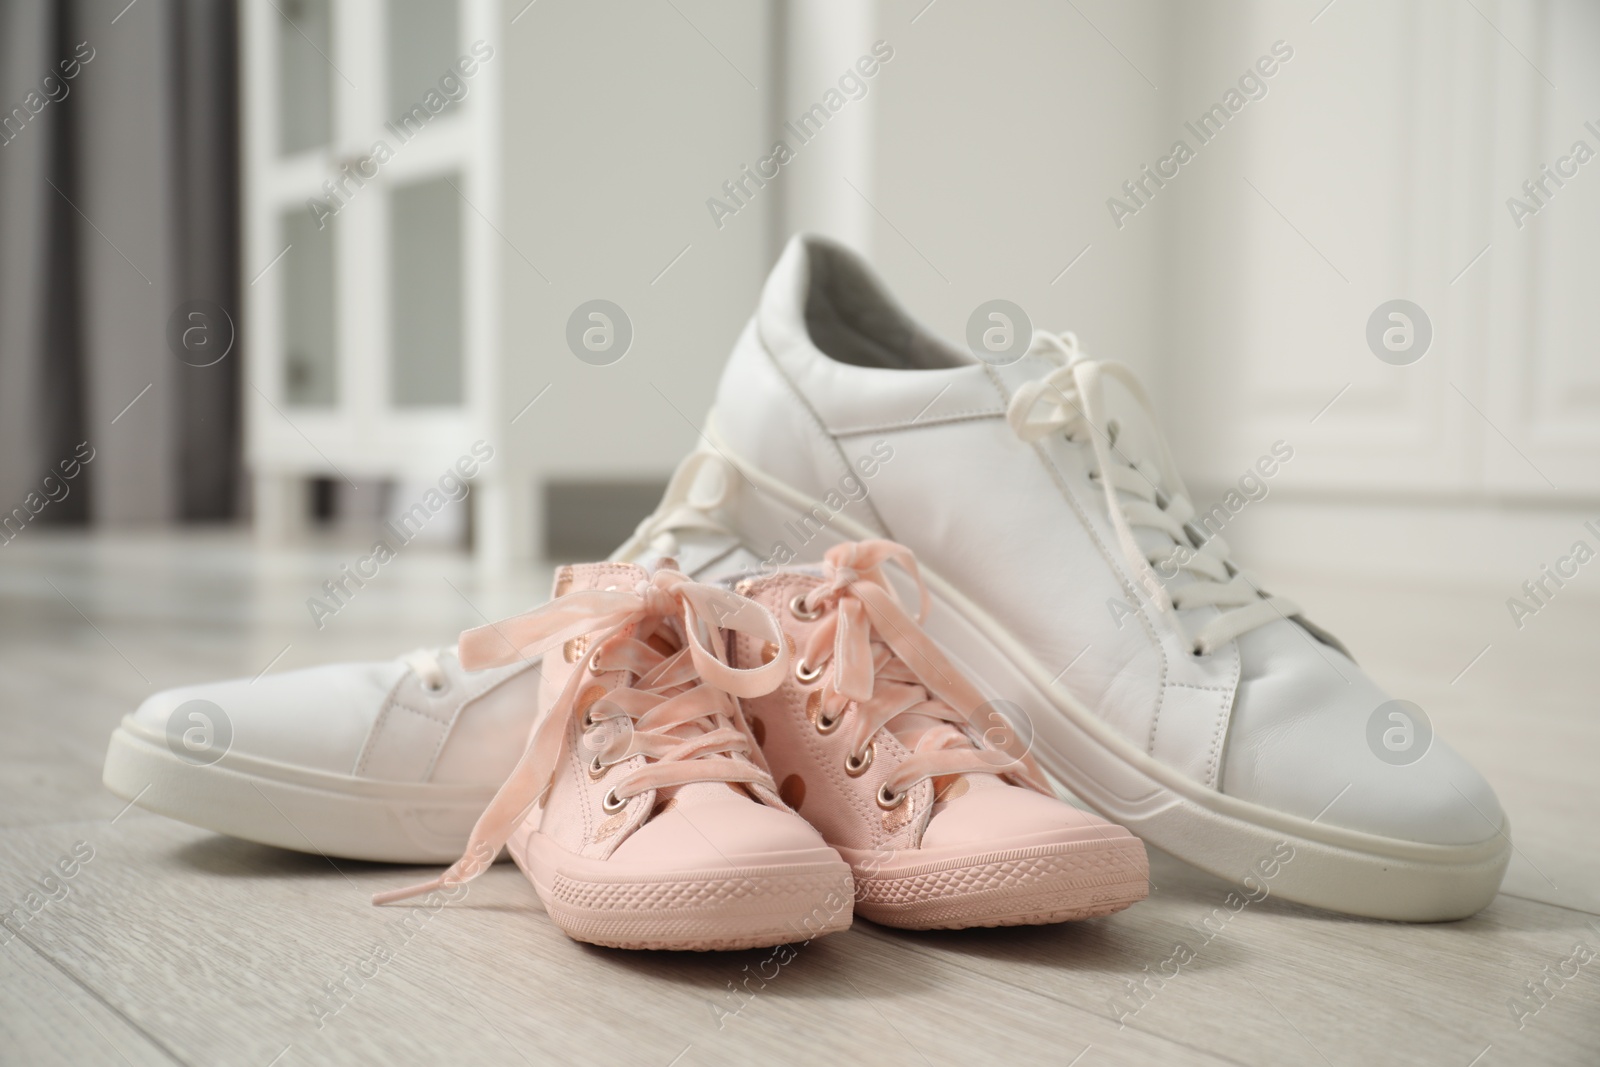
[377,540,1148,951]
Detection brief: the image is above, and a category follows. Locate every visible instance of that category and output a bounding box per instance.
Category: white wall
[488,0,1599,577]
[851,0,1173,387]
[496,0,777,554]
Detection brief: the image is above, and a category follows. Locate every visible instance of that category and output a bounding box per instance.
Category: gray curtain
[0,0,240,528]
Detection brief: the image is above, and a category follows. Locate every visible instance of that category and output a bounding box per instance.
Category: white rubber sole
[103,716,496,863]
[703,425,1513,922]
[507,830,854,950]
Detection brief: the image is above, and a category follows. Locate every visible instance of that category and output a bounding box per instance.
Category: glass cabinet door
[267,0,470,414]
[276,0,332,156]
[386,0,466,407]
[386,0,461,119]
[389,174,464,406]
[280,207,336,406]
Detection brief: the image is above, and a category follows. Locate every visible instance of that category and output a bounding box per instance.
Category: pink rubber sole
[841,834,1150,930]
[508,831,855,951]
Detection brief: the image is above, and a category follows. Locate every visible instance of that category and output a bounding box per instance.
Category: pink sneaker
[732,541,1149,930]
[376,561,854,951]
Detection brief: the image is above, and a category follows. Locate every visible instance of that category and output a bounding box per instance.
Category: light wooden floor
[2,530,1597,1066]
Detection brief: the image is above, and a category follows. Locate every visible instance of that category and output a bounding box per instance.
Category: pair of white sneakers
[104,235,1509,923]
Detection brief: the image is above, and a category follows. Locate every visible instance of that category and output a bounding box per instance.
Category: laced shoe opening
[374,564,792,906]
[783,542,1053,808]
[1007,335,1305,653]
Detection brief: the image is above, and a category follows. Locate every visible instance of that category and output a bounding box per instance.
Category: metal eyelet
[423,679,446,694]
[815,708,841,735]
[588,657,606,675]
[795,659,824,684]
[588,755,607,780]
[844,743,875,777]
[601,788,627,813]
[789,593,823,622]
[875,783,906,810]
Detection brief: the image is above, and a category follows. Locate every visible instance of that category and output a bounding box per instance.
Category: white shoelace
[1005,331,1300,655]
[399,455,743,696]
[621,450,739,559]
[403,648,448,691]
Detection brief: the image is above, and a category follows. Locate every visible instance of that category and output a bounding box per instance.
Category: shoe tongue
[544,563,761,815]
[930,769,1005,817]
[652,780,745,813]
[1096,408,1194,559]
[868,655,980,763]
[775,571,986,772]
[880,708,964,752]
[553,559,651,598]
[641,672,748,814]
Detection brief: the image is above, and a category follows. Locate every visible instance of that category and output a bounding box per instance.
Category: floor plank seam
[8,929,192,1067]
[1494,890,1600,921]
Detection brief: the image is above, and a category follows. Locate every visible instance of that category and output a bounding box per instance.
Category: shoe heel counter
[711,318,836,496]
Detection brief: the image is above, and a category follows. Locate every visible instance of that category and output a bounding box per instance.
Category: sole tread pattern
[854,842,1149,930]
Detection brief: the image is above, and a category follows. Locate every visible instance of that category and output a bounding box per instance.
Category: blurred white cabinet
[242,0,780,569]
[241,0,520,564]
[1162,0,1600,505]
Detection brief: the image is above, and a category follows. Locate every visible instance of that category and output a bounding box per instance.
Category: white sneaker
[625,234,1511,921]
[102,649,544,862]
[100,494,758,864]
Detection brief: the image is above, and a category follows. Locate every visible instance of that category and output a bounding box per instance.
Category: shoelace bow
[796,540,1051,801]
[374,565,790,905]
[1005,332,1300,655]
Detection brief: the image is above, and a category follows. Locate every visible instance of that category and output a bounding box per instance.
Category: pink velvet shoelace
[795,540,1052,802]
[373,564,791,905]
